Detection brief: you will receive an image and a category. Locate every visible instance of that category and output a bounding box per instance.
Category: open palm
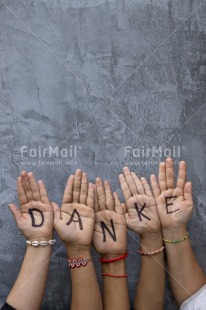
[150,158,193,230]
[92,179,127,256]
[9,171,53,241]
[119,167,161,236]
[52,170,95,247]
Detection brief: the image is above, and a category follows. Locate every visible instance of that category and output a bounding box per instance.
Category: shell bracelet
[26,239,56,247]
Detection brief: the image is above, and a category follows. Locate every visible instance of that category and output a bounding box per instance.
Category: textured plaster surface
[0,0,206,309]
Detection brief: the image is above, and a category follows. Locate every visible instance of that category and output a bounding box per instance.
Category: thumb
[51,202,61,223]
[8,204,22,224]
[184,182,193,202]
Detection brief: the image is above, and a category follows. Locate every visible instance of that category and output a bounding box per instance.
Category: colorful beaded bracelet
[163,231,189,244]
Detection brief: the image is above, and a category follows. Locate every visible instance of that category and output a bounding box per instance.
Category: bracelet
[100,253,128,263]
[163,232,189,244]
[138,246,165,256]
[26,239,56,247]
[101,273,128,278]
[67,257,92,268]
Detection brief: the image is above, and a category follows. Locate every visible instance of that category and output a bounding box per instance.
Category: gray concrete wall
[0,0,206,309]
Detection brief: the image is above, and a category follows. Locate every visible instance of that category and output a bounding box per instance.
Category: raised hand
[150,158,193,231]
[92,178,127,256]
[52,169,95,248]
[119,167,161,236]
[8,171,53,241]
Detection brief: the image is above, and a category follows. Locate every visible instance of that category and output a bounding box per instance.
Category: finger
[166,158,175,189]
[150,174,161,198]
[122,167,138,195]
[113,192,124,214]
[28,172,41,201]
[80,173,88,205]
[140,177,153,197]
[158,162,167,191]
[93,184,99,213]
[51,202,61,223]
[17,176,28,207]
[104,181,114,211]
[8,204,22,223]
[63,175,74,204]
[96,178,106,210]
[86,183,95,209]
[119,174,132,201]
[184,182,193,202]
[73,169,82,203]
[122,203,127,214]
[38,180,50,204]
[177,161,186,190]
[21,171,33,201]
[131,172,145,194]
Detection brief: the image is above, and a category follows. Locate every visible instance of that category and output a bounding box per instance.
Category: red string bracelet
[101,273,128,278]
[100,253,128,263]
[138,246,165,256]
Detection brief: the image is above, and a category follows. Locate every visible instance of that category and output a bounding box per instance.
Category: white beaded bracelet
[26,239,56,247]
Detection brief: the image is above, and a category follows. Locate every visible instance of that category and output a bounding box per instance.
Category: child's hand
[52,169,95,250]
[119,167,161,236]
[9,171,53,241]
[150,158,193,232]
[92,178,127,257]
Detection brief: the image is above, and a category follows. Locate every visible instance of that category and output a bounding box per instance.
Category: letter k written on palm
[119,167,161,236]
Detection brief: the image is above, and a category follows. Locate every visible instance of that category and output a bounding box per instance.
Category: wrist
[140,232,163,252]
[66,244,91,257]
[26,244,53,258]
[101,253,127,260]
[162,226,187,239]
[102,257,126,273]
[25,233,54,242]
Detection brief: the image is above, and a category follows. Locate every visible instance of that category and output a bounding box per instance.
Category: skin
[7,171,54,310]
[151,158,206,306]
[52,169,103,310]
[92,178,130,310]
[119,167,165,310]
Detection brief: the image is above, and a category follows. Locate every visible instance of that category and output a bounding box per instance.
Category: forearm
[7,246,52,310]
[134,232,165,310]
[66,246,103,310]
[101,255,130,310]
[163,226,206,305]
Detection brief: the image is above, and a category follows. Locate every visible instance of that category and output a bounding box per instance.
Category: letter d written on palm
[8,171,54,241]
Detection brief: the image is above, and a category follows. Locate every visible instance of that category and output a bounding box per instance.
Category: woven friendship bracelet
[163,232,189,244]
[138,246,165,256]
[26,239,56,247]
[67,257,92,268]
[101,273,128,278]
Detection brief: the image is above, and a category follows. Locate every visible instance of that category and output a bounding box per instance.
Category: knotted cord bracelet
[100,253,128,263]
[138,246,165,256]
[163,231,189,244]
[101,273,128,278]
[67,257,92,268]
